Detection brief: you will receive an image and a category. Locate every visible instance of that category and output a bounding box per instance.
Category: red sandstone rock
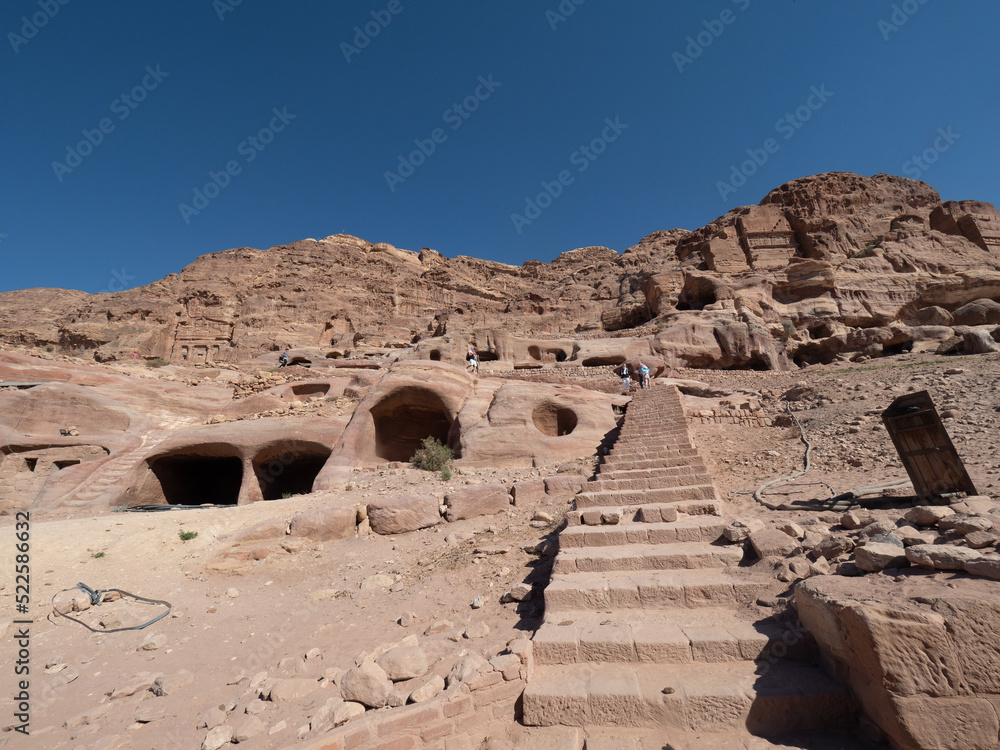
[288,507,356,541]
[444,485,510,522]
[367,494,442,535]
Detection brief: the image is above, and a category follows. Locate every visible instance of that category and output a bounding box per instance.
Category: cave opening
[253,445,332,500]
[149,454,243,505]
[370,387,458,462]
[290,383,330,398]
[288,357,312,368]
[532,403,579,437]
[429,350,441,361]
[582,355,626,367]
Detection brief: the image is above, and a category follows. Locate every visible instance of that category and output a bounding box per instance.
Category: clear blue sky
[1,0,998,293]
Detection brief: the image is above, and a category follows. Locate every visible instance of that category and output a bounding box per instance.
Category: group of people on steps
[618,361,651,393]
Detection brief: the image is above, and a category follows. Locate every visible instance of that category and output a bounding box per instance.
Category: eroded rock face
[797,575,1000,750]
[1,172,998,374]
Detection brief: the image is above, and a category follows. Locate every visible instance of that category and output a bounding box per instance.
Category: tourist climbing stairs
[522,385,856,747]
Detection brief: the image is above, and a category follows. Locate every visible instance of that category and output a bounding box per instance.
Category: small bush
[44,344,55,352]
[146,358,170,368]
[91,551,105,558]
[281,492,293,499]
[440,467,452,481]
[409,436,453,472]
[111,505,129,513]
[178,530,198,541]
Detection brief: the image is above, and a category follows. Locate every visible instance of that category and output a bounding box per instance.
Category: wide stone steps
[600,461,711,480]
[553,541,742,575]
[543,570,766,612]
[522,662,855,734]
[580,728,873,750]
[566,500,719,526]
[587,470,715,494]
[599,452,701,471]
[575,484,717,509]
[558,516,727,548]
[534,609,815,666]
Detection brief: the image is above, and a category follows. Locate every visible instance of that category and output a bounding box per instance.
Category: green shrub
[281,492,293,499]
[440,467,452,481]
[178,530,198,541]
[91,551,105,558]
[409,437,453,472]
[146,358,170,368]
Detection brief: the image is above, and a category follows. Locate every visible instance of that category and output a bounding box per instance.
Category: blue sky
[1,0,998,293]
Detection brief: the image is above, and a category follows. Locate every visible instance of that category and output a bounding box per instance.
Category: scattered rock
[202,725,234,750]
[724,518,765,543]
[905,544,982,570]
[339,661,392,708]
[361,574,395,589]
[424,619,454,635]
[151,670,194,697]
[234,714,265,742]
[464,621,490,640]
[367,494,442,535]
[376,646,428,681]
[268,678,320,703]
[445,484,511,522]
[289,507,357,541]
[750,529,802,558]
[812,534,855,560]
[855,543,909,573]
[409,674,445,703]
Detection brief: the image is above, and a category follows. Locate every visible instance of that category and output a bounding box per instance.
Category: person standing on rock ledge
[465,346,479,375]
[638,361,650,389]
[278,350,289,368]
[619,364,631,394]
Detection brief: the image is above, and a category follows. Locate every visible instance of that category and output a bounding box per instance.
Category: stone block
[444,485,510,522]
[368,494,442,535]
[289,507,356,541]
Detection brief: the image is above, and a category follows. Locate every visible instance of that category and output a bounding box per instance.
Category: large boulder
[444,485,510,522]
[797,575,1000,750]
[288,508,356,541]
[367,494,441,535]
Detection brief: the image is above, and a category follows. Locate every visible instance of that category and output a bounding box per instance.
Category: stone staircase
[61,427,175,508]
[522,386,858,746]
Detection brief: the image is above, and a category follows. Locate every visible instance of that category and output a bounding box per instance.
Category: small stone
[779,523,804,539]
[424,619,454,635]
[812,534,854,560]
[840,511,873,530]
[139,634,166,651]
[601,510,622,525]
[965,558,1000,581]
[331,701,366,726]
[904,505,955,527]
[447,652,488,687]
[750,529,802,559]
[409,674,445,703]
[268,720,287,736]
[464,622,490,640]
[152,670,194,697]
[225,587,240,598]
[234,715,265,741]
[531,511,553,524]
[268,678,320,703]
[965,530,1000,549]
[855,543,909,573]
[361,574,395,590]
[471,596,484,609]
[399,611,418,627]
[201,725,234,750]
[376,646,428,681]
[724,518,765,543]
[506,583,533,602]
[201,706,227,730]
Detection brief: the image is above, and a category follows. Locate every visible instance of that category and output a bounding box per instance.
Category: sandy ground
[1,349,997,749]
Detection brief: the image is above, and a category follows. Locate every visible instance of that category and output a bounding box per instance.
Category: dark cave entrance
[149,454,243,506]
[370,387,458,462]
[253,444,332,500]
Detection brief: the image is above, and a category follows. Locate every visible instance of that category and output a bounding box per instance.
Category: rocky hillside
[1,172,998,370]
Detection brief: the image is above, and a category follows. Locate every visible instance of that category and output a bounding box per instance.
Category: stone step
[566,500,719,527]
[599,451,701,471]
[543,569,766,612]
[575,484,717,509]
[559,516,726,548]
[588,471,715,494]
[534,609,815,666]
[522,662,854,734]
[581,727,871,750]
[553,541,742,574]
[601,461,710,480]
[608,442,693,457]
